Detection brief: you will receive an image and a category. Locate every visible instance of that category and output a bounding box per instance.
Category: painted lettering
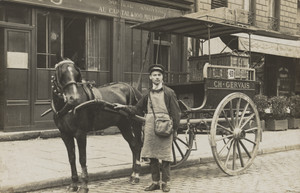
[213,81,222,88]
[50,0,82,5]
[51,0,62,5]
[99,6,107,13]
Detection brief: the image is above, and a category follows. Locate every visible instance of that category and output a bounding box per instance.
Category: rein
[51,75,76,117]
[50,76,95,118]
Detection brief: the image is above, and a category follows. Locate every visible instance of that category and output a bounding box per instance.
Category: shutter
[211,0,228,9]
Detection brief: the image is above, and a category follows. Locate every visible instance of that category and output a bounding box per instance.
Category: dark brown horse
[51,58,143,192]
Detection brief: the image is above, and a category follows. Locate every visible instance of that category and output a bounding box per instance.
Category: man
[114,64,181,192]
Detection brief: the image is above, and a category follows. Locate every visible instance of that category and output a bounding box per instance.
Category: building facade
[1,0,299,132]
[0,0,193,131]
[195,0,300,96]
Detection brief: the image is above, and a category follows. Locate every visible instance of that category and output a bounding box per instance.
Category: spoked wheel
[171,126,195,168]
[210,92,261,175]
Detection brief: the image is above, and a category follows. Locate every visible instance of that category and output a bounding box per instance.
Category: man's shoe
[162,183,170,192]
[144,183,160,191]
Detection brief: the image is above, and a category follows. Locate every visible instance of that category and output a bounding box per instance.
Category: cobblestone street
[31,149,300,193]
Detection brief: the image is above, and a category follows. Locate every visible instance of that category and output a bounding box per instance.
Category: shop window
[211,0,228,9]
[86,17,111,71]
[124,23,150,91]
[37,11,110,71]
[0,4,31,25]
[153,33,185,84]
[37,11,62,68]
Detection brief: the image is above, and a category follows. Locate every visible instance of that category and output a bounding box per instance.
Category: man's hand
[173,130,177,141]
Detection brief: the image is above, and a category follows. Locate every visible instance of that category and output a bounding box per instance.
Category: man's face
[149,71,163,85]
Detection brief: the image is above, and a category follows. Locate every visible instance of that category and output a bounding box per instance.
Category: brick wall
[197,0,211,11]
[279,0,298,35]
[255,0,269,29]
[228,0,243,10]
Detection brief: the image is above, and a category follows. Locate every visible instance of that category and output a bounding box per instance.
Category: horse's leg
[61,132,78,191]
[118,119,142,184]
[131,120,143,184]
[76,132,89,193]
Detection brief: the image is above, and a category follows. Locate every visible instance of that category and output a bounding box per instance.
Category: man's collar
[152,82,162,89]
[151,83,163,93]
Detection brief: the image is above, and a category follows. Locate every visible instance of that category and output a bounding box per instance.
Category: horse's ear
[74,65,82,82]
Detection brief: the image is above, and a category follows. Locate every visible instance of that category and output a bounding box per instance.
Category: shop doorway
[2,29,32,131]
[64,16,86,70]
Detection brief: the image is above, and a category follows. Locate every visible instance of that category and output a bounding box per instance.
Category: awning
[133,12,258,40]
[234,33,300,58]
[133,10,300,41]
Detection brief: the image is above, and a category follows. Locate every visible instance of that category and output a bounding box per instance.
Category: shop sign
[238,35,300,58]
[8,0,182,21]
[207,79,255,90]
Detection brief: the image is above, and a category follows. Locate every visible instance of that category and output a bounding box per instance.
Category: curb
[0,128,121,142]
[0,130,61,142]
[1,144,299,193]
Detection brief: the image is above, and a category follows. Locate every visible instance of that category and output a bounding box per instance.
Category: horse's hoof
[77,187,89,193]
[67,185,78,192]
[131,177,140,185]
[128,176,134,183]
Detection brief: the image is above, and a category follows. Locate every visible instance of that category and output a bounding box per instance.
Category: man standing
[114,64,181,192]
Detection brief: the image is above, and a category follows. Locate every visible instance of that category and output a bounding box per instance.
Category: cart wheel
[210,92,261,175]
[171,127,195,168]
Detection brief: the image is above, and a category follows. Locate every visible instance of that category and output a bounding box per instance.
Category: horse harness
[49,60,102,118]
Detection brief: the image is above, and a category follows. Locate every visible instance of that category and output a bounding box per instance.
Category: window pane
[37,54,46,68]
[7,31,29,68]
[124,24,133,72]
[49,54,58,68]
[8,31,28,52]
[37,12,46,53]
[99,19,109,71]
[0,6,4,21]
[87,17,110,71]
[49,13,61,68]
[3,5,30,24]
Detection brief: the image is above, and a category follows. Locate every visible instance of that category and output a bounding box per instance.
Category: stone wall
[195,0,299,36]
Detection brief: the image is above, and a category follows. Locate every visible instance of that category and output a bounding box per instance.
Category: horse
[50,58,143,192]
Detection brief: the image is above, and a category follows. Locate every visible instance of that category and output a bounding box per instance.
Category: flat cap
[148,64,165,74]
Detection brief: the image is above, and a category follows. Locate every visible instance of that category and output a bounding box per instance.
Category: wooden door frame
[2,26,34,131]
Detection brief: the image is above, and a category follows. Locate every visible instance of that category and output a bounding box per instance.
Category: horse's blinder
[53,60,82,96]
[51,60,82,117]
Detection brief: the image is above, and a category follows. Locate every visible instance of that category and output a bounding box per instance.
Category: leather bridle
[51,60,81,117]
[54,60,80,93]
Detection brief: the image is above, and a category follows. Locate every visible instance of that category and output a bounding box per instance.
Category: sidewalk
[0,129,300,193]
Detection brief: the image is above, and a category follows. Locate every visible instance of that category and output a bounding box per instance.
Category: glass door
[4,29,31,130]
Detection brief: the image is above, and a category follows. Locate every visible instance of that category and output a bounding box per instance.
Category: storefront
[0,0,192,131]
[221,33,300,97]
[236,34,300,96]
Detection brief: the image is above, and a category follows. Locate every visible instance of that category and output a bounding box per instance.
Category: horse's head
[54,59,82,105]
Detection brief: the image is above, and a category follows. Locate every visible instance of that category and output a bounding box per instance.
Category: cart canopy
[133,12,299,40]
